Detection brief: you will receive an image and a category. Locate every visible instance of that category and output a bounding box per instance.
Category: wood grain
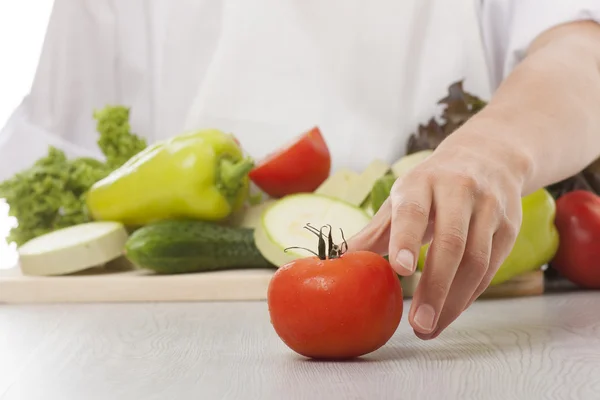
[1,293,599,400]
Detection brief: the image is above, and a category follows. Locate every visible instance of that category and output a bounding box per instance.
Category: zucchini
[254,193,371,267]
[227,200,277,229]
[18,221,129,276]
[124,220,273,274]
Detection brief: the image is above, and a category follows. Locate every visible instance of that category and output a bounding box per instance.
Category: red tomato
[249,127,331,198]
[267,250,403,360]
[552,190,600,289]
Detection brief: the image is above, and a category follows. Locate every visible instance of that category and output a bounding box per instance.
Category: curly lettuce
[0,105,147,246]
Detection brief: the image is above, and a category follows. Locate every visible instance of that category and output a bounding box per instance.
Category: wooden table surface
[1,292,599,400]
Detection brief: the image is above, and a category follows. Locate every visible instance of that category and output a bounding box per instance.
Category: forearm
[463,21,600,195]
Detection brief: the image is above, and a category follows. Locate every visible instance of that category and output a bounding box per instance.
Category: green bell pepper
[86,129,254,226]
[415,188,559,285]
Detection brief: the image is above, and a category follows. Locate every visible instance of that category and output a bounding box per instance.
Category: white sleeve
[0,0,159,181]
[0,0,116,180]
[478,0,600,90]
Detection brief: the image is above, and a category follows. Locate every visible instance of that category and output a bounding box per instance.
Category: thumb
[345,197,392,255]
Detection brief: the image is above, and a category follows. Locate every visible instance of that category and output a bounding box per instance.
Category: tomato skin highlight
[552,190,600,289]
[267,251,404,360]
[249,127,331,198]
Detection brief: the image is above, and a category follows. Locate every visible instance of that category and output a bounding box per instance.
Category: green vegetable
[86,129,254,226]
[416,188,560,286]
[0,105,146,246]
[94,106,148,169]
[124,220,273,274]
[370,174,396,214]
[253,193,371,267]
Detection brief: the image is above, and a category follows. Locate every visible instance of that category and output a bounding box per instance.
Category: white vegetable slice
[315,168,359,200]
[254,193,371,267]
[344,159,391,206]
[18,222,129,276]
[228,200,277,229]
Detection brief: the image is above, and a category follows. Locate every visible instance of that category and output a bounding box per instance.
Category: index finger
[388,180,433,276]
[409,184,473,335]
[346,197,392,255]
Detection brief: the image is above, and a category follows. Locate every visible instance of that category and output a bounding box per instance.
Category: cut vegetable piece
[370,174,396,214]
[18,222,129,276]
[361,196,375,217]
[391,150,433,177]
[254,193,371,267]
[249,126,331,198]
[344,159,391,206]
[315,168,359,200]
[228,200,277,229]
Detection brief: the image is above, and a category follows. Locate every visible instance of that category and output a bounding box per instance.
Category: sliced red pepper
[249,127,331,198]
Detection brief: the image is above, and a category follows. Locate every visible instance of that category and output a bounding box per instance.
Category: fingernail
[395,249,415,272]
[414,304,436,332]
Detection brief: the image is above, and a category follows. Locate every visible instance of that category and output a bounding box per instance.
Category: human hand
[347,128,532,339]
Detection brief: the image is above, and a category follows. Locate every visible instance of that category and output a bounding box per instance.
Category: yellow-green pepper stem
[218,157,255,204]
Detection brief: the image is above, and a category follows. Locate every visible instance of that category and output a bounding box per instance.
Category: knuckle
[464,248,490,277]
[411,168,434,183]
[453,173,480,193]
[481,191,502,213]
[395,230,422,248]
[429,279,451,299]
[500,217,521,240]
[436,228,467,253]
[395,199,429,221]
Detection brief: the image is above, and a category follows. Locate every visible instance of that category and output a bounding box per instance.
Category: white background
[0,0,54,268]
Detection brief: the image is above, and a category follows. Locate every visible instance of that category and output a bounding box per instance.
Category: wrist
[444,113,537,194]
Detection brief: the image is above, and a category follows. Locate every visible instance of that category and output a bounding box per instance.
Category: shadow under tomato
[292,346,421,363]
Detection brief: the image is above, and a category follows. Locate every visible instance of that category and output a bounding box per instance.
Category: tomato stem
[283,223,348,260]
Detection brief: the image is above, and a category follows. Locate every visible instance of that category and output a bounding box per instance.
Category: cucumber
[18,221,129,276]
[254,193,371,267]
[124,220,273,274]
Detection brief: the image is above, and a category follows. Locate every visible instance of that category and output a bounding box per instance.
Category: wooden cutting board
[0,260,545,304]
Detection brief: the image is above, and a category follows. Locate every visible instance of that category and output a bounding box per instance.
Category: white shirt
[0,0,598,179]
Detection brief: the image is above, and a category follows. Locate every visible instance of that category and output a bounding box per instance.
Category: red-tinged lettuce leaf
[406,80,487,155]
